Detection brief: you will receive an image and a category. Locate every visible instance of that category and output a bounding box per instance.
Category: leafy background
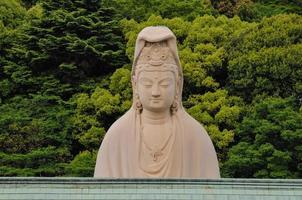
[0,0,301,178]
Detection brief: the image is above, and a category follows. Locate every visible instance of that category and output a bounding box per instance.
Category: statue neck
[141,109,170,125]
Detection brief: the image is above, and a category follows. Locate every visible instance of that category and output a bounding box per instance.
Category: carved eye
[160,80,171,88]
[140,79,152,88]
[147,55,151,60]
[160,84,169,88]
[144,84,152,88]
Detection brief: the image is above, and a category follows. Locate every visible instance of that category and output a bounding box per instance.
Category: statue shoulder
[94,110,135,178]
[182,111,212,144]
[102,109,135,142]
[182,110,220,178]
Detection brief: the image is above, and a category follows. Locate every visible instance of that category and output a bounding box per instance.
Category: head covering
[132,26,181,71]
[131,26,183,106]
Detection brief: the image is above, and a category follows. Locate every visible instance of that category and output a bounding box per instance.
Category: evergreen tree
[227,14,302,102]
[223,97,302,178]
[102,0,217,22]
[0,0,127,176]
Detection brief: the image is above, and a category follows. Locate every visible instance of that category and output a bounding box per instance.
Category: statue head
[131,26,183,114]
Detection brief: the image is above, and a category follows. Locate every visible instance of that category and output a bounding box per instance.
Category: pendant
[150,150,163,162]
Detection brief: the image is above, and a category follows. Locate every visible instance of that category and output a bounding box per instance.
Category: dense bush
[223,97,302,178]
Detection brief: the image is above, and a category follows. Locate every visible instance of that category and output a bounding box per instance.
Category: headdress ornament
[132,26,182,77]
[135,41,178,74]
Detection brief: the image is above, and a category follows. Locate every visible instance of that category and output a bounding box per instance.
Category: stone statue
[94,26,220,178]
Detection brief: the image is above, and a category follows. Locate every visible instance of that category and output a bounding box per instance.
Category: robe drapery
[94,108,220,178]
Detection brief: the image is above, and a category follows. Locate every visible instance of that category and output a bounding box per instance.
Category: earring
[135,93,143,113]
[171,95,178,114]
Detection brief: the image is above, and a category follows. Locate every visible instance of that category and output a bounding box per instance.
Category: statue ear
[132,74,143,113]
[171,96,178,114]
[132,75,137,91]
[176,76,181,96]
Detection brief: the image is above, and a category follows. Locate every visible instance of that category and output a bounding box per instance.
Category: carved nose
[151,85,160,97]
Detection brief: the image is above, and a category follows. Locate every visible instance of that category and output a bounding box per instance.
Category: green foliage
[182,15,251,95]
[103,0,217,22]
[253,0,302,17]
[211,0,238,17]
[0,95,73,176]
[0,1,27,100]
[72,86,130,131]
[233,0,261,22]
[67,67,132,176]
[223,97,302,178]
[185,89,244,161]
[65,150,97,177]
[211,0,302,20]
[109,67,132,100]
[0,0,27,28]
[227,14,302,102]
[0,0,127,176]
[70,84,131,166]
[21,0,40,8]
[4,0,127,99]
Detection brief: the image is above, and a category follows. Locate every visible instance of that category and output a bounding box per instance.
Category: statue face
[137,70,175,113]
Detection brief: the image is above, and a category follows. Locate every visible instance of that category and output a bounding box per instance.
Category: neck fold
[141,110,170,125]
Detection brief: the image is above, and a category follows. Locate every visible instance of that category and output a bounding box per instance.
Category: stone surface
[94,26,219,178]
[1,178,302,199]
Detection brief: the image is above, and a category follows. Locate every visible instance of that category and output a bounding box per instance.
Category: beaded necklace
[140,116,174,162]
